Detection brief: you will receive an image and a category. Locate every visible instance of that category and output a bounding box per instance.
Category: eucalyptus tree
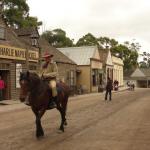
[76,33,100,47]
[41,28,74,48]
[1,0,42,28]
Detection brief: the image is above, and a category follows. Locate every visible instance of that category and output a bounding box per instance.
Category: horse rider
[39,52,58,108]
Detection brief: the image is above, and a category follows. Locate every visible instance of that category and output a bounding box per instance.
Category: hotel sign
[0,45,39,62]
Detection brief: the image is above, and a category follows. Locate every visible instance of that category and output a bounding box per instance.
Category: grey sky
[27,0,150,53]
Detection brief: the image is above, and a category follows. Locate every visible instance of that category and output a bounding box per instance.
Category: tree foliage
[1,0,42,28]
[139,52,150,68]
[41,28,74,48]
[76,33,99,47]
[76,35,139,71]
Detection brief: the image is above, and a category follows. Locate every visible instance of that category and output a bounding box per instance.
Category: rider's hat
[42,52,53,58]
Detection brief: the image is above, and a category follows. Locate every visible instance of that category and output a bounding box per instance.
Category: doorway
[0,70,10,100]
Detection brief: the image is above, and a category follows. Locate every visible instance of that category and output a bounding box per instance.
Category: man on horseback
[39,52,58,109]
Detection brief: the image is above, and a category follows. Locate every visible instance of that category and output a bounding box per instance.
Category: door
[0,70,10,100]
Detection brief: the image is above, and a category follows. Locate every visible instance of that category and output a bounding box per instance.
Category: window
[31,38,38,46]
[0,27,5,40]
[70,70,75,86]
[67,70,75,86]
[92,69,99,86]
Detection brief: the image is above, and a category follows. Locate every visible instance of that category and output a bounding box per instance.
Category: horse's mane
[28,72,41,85]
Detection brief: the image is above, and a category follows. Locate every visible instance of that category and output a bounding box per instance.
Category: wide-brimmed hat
[42,52,53,58]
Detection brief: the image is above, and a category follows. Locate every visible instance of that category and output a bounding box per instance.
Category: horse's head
[19,71,30,102]
[19,71,40,102]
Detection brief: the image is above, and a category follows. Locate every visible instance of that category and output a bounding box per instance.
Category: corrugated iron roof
[58,46,97,65]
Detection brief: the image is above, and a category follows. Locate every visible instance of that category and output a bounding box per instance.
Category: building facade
[0,18,39,100]
[112,56,124,86]
[130,68,150,88]
[99,49,124,87]
[58,46,103,93]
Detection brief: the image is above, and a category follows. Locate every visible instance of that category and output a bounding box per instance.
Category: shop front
[0,45,39,100]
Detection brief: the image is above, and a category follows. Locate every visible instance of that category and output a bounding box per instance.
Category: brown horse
[19,71,69,138]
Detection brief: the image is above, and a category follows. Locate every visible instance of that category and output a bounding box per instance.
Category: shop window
[0,27,5,40]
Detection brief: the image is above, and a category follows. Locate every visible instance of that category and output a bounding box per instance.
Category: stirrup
[48,100,56,109]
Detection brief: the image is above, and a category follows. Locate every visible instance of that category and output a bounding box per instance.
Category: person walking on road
[105,77,113,101]
[0,76,5,101]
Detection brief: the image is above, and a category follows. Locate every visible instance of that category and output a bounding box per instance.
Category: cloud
[27,0,150,52]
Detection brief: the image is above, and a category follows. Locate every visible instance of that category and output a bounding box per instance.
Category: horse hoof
[36,132,44,138]
[64,121,67,126]
[59,127,64,132]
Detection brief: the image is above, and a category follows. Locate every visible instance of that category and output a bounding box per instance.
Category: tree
[97,37,118,50]
[76,34,139,71]
[113,42,139,71]
[1,0,42,28]
[41,28,74,48]
[76,33,100,47]
[139,52,150,68]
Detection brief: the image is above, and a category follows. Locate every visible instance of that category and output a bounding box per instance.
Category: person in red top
[0,76,5,101]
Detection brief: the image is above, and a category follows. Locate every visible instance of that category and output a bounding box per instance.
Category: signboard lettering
[0,45,39,62]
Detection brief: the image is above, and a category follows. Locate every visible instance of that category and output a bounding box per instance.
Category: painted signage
[0,45,39,62]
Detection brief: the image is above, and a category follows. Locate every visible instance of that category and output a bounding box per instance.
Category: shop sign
[0,45,39,62]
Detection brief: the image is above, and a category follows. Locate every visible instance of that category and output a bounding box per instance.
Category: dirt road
[0,88,150,150]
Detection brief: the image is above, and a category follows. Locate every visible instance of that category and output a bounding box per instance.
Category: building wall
[112,56,124,86]
[57,63,77,85]
[77,66,91,93]
[0,45,38,100]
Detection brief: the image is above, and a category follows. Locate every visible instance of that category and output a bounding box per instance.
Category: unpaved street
[0,88,150,150]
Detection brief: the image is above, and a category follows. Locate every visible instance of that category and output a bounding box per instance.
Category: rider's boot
[48,96,57,109]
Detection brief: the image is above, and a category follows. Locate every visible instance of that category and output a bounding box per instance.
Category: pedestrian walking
[105,77,113,101]
[0,76,5,101]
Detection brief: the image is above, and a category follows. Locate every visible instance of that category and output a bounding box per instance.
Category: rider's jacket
[39,61,58,80]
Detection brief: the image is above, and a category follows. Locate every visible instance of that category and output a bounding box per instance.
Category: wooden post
[26,48,29,70]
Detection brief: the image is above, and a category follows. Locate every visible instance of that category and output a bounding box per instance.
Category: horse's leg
[32,108,46,138]
[63,96,68,126]
[55,101,66,132]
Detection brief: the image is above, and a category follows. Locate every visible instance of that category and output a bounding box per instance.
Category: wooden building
[0,18,39,100]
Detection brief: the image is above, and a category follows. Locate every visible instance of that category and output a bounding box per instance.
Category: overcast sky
[27,0,150,53]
